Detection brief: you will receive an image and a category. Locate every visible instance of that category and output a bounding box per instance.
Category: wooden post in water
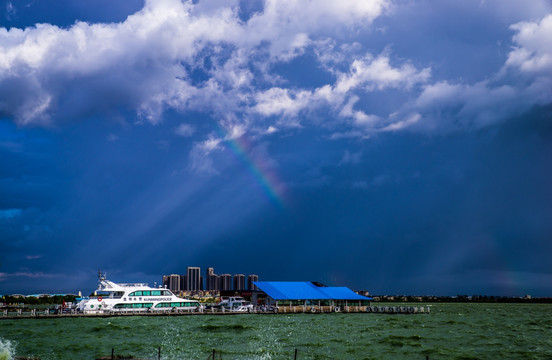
[158,346,161,360]
[111,348,114,360]
[294,348,298,360]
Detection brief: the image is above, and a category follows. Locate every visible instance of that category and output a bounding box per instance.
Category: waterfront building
[164,267,259,293]
[247,274,258,290]
[210,275,220,291]
[187,267,201,291]
[233,274,245,291]
[219,274,232,291]
[180,275,187,291]
[206,267,219,291]
[253,281,373,308]
[168,274,181,293]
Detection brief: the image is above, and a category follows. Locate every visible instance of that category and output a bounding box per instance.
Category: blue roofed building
[253,281,372,312]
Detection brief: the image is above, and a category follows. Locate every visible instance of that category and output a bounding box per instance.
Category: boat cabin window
[115,292,124,297]
[129,290,171,297]
[154,302,200,308]
[114,303,153,309]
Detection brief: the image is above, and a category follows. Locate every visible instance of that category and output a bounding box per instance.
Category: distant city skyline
[162,266,259,293]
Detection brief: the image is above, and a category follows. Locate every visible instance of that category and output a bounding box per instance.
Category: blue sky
[1,0,551,296]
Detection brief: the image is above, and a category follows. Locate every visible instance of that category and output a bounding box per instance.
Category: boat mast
[98,269,106,282]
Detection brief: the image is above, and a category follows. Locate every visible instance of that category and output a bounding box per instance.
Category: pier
[1,305,429,319]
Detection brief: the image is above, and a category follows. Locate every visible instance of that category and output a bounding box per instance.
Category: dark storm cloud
[187,107,552,296]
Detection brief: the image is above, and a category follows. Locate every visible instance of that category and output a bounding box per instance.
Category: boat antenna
[98,269,106,281]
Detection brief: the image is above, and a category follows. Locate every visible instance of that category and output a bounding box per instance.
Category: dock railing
[1,304,430,318]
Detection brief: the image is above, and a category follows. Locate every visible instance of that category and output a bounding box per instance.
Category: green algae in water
[1,304,552,360]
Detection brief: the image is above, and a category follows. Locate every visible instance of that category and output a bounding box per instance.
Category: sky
[0,0,551,297]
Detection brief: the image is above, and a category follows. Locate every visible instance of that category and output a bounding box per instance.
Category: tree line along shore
[370,295,551,303]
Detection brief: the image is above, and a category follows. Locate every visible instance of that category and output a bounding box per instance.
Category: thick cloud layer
[0,0,389,125]
[1,0,551,137]
[1,0,551,153]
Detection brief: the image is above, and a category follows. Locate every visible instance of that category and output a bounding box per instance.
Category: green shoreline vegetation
[369,294,552,303]
[1,295,77,307]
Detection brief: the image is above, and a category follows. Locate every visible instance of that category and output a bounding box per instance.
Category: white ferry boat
[77,272,202,313]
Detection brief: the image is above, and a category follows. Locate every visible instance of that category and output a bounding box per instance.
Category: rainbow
[221,130,287,209]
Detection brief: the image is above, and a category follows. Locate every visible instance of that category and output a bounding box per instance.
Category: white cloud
[415,81,463,108]
[406,80,522,131]
[339,96,381,127]
[265,126,278,134]
[334,54,431,94]
[201,136,222,151]
[0,0,433,142]
[251,52,430,131]
[0,0,390,126]
[253,87,313,117]
[506,14,552,76]
[243,0,389,60]
[380,113,421,132]
[386,13,552,134]
[175,123,195,137]
[2,0,548,141]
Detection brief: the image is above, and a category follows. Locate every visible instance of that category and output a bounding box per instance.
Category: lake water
[1,303,551,359]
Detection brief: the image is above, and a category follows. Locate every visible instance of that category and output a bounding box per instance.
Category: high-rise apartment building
[187,267,201,291]
[219,274,232,291]
[207,267,215,278]
[247,274,259,290]
[168,274,181,293]
[206,267,219,291]
[233,274,245,291]
[180,275,187,291]
[164,267,260,293]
